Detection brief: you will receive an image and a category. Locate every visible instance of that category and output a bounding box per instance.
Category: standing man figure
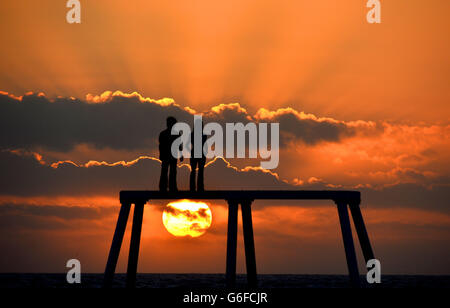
[159,116,183,191]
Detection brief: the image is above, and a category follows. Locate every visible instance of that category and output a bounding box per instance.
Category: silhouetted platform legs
[241,200,257,287]
[104,195,373,288]
[336,201,360,287]
[226,200,238,287]
[349,202,375,263]
[225,199,257,288]
[126,202,145,288]
[103,202,131,288]
[103,201,145,288]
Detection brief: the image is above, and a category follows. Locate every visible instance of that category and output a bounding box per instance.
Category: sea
[0,273,449,288]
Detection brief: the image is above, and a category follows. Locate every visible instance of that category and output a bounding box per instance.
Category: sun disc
[162,199,212,237]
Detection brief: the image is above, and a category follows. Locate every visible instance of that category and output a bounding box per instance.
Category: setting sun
[162,200,212,238]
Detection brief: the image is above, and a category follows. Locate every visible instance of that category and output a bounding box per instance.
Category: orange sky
[1,0,449,121]
[0,1,449,275]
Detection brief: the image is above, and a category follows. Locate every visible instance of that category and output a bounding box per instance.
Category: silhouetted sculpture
[189,119,207,191]
[105,190,372,288]
[159,116,183,191]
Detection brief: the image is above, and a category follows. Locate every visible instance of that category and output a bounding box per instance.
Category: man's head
[166,116,177,129]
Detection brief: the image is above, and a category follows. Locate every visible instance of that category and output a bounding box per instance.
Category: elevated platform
[104,190,374,289]
[120,189,361,203]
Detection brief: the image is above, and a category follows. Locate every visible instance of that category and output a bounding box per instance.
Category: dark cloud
[197,208,209,219]
[189,222,203,232]
[254,108,383,145]
[0,203,116,220]
[0,150,287,197]
[0,91,380,154]
[0,92,191,152]
[0,150,448,214]
[360,184,450,211]
[0,203,117,232]
[205,158,292,190]
[164,206,211,222]
[0,213,68,231]
[0,150,176,196]
[165,204,203,221]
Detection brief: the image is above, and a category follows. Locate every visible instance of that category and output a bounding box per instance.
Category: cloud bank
[0,91,380,153]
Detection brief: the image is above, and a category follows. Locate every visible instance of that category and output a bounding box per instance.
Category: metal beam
[225,200,239,288]
[126,202,145,288]
[336,201,360,288]
[103,202,131,288]
[241,200,257,287]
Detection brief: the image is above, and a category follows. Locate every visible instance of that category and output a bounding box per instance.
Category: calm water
[0,273,449,288]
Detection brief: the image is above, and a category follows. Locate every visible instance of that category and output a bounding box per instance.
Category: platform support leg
[349,201,375,263]
[226,200,239,288]
[126,201,145,288]
[241,200,257,288]
[103,201,131,288]
[336,201,360,287]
